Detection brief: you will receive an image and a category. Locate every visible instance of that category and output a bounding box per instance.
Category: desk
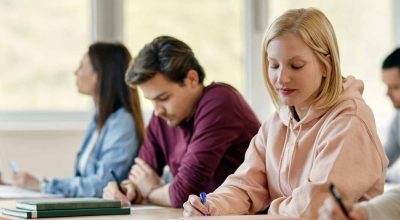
[0,200,301,220]
[0,200,183,220]
[185,216,301,220]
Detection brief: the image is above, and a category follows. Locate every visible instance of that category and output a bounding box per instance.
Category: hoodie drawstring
[277,118,303,196]
[277,119,291,196]
[287,123,302,192]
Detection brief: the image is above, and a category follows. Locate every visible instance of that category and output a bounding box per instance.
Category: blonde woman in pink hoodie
[183,7,388,219]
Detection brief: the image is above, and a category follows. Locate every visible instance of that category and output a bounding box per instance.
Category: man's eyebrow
[146,92,168,100]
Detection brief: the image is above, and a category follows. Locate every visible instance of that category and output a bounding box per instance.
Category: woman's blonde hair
[262,8,343,109]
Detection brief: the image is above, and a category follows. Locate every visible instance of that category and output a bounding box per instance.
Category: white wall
[0,130,84,180]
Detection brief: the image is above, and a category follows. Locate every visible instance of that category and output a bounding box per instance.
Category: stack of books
[2,197,130,219]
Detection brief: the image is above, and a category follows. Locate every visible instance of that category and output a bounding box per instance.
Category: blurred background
[0,0,397,178]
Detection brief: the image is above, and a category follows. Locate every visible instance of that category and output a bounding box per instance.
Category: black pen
[329,183,349,217]
[109,169,124,193]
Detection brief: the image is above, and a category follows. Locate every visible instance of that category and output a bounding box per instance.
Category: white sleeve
[359,188,400,219]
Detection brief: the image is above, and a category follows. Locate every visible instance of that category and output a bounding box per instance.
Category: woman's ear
[322,54,331,77]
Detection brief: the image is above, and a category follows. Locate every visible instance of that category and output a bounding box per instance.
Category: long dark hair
[88,42,145,144]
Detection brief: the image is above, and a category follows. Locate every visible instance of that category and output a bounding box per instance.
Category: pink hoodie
[206,76,388,219]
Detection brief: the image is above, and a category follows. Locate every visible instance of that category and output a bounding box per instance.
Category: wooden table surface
[0,199,302,220]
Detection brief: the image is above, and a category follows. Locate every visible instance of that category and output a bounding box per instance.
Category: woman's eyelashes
[269,63,305,70]
[291,64,304,70]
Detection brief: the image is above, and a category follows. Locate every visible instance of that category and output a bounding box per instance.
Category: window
[0,0,91,111]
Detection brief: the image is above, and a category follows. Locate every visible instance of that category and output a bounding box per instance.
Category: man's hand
[129,158,162,199]
[102,180,138,206]
[12,171,40,191]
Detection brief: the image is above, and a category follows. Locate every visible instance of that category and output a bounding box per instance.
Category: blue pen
[199,192,209,216]
[8,160,18,173]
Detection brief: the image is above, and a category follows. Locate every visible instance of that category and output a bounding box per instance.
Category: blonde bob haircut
[262,8,343,110]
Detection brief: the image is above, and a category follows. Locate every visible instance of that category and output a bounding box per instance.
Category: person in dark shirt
[102,36,260,207]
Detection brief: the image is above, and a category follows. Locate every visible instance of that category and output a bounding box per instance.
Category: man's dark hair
[382,48,400,69]
[125,36,205,86]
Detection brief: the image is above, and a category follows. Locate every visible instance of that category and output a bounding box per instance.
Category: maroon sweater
[138,83,260,207]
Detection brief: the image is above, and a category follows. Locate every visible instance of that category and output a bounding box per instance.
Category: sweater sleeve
[384,111,400,167]
[168,92,253,208]
[268,115,387,218]
[44,111,139,197]
[138,115,167,176]
[205,120,271,215]
[359,188,400,219]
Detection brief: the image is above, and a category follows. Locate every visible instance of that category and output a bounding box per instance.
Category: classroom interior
[0,0,399,203]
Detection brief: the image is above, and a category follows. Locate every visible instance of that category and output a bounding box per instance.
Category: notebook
[2,207,130,219]
[16,197,121,211]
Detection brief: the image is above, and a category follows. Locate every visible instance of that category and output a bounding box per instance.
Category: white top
[359,187,400,219]
[386,160,400,182]
[78,129,99,174]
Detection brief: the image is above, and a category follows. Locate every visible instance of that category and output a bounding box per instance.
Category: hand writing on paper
[183,194,217,217]
[318,196,369,220]
[12,171,40,191]
[129,158,162,200]
[102,180,138,206]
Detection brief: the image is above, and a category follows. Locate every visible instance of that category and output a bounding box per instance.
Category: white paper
[130,204,166,211]
[0,185,61,199]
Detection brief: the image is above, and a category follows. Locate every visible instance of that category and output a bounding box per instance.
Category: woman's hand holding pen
[12,171,41,191]
[183,194,216,217]
[318,196,369,220]
[102,180,138,206]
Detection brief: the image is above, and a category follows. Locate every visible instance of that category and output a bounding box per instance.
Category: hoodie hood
[278,75,364,127]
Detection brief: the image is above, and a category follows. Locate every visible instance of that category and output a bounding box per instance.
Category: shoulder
[327,97,374,121]
[203,83,241,98]
[104,107,135,131]
[195,83,253,118]
[199,83,245,108]
[97,108,138,150]
[317,98,380,143]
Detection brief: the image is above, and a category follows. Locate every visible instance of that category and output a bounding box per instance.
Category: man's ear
[184,70,199,87]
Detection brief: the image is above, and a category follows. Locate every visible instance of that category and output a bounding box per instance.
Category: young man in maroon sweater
[103,36,260,208]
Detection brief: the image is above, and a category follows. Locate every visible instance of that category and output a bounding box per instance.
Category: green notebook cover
[2,207,130,219]
[16,198,120,211]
